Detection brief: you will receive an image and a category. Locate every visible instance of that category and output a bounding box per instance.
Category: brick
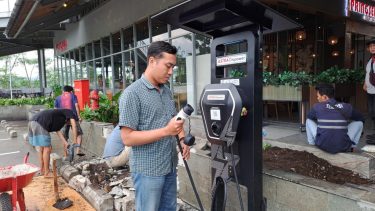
[61,165,79,181]
[9,130,17,138]
[82,185,114,211]
[69,175,91,193]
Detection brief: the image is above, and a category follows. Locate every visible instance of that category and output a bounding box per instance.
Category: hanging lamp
[332,51,339,56]
[328,36,338,45]
[295,10,306,41]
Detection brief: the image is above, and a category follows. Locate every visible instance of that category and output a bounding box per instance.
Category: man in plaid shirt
[119,41,190,211]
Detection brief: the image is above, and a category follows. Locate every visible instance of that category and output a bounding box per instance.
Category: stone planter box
[179,149,375,211]
[263,85,310,101]
[0,105,45,121]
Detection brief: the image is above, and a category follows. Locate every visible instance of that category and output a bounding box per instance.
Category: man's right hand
[164,117,185,136]
[364,83,367,91]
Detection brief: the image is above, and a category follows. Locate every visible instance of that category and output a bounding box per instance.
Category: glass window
[80,46,86,62]
[96,59,104,91]
[87,43,93,60]
[195,34,211,114]
[76,65,82,80]
[82,62,88,79]
[124,50,135,86]
[104,57,113,99]
[66,66,71,85]
[113,54,122,90]
[74,48,80,63]
[103,35,111,56]
[94,40,101,59]
[152,19,168,41]
[61,55,65,68]
[70,51,75,65]
[112,31,121,54]
[123,25,134,50]
[195,34,211,55]
[136,19,150,47]
[71,65,76,83]
[88,62,95,89]
[136,46,148,79]
[171,25,190,37]
[172,37,192,112]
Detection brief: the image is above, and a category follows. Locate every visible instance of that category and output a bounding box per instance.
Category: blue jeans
[132,171,177,211]
[306,119,363,147]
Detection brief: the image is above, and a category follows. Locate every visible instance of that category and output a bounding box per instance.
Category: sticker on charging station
[207,95,225,100]
[216,53,247,66]
[220,79,240,86]
[210,107,221,120]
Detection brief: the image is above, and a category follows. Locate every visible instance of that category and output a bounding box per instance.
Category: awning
[152,0,302,38]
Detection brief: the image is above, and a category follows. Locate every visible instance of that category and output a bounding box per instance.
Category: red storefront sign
[55,39,68,55]
[349,0,375,21]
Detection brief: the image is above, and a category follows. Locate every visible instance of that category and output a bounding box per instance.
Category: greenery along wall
[262,65,365,90]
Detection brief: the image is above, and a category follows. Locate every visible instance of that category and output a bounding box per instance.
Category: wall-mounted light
[328,36,338,45]
[332,51,339,56]
[350,49,355,55]
[288,54,294,58]
[63,3,67,7]
[309,54,317,58]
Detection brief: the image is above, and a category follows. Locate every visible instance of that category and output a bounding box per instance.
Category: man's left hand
[179,141,190,160]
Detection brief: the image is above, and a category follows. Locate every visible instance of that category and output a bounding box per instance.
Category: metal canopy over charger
[152,0,301,38]
[153,1,301,210]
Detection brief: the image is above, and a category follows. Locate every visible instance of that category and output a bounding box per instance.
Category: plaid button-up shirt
[119,74,177,176]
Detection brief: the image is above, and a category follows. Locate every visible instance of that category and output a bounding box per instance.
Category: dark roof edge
[4,0,26,38]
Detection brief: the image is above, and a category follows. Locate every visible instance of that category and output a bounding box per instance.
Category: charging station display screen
[210,107,221,120]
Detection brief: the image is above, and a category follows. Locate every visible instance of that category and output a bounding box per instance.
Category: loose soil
[263,147,374,185]
[85,162,131,193]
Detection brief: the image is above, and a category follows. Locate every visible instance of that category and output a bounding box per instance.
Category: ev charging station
[153,0,301,210]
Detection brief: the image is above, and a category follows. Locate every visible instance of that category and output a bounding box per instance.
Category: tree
[183,34,211,55]
[18,53,39,88]
[0,54,19,89]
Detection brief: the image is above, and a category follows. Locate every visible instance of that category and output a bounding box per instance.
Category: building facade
[54,0,375,116]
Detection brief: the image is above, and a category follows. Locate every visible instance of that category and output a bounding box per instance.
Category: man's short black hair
[63,85,73,92]
[315,83,335,99]
[147,41,177,65]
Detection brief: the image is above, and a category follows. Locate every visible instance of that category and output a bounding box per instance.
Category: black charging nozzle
[175,104,203,211]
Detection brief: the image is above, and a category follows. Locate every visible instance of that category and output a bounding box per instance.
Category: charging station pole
[153,1,301,210]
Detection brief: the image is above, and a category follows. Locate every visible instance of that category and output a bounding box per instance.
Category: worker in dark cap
[364,38,375,143]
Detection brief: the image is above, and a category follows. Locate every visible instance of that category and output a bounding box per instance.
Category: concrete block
[9,130,17,138]
[327,194,362,211]
[115,196,136,211]
[1,120,6,126]
[276,178,328,210]
[82,185,114,211]
[49,153,62,168]
[35,146,40,153]
[6,127,13,132]
[23,133,28,141]
[61,165,79,181]
[59,165,70,175]
[69,175,91,193]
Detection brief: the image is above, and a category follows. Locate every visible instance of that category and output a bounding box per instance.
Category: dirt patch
[263,147,374,185]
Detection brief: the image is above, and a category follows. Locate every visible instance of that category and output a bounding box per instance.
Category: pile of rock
[60,158,135,211]
[1,120,17,137]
